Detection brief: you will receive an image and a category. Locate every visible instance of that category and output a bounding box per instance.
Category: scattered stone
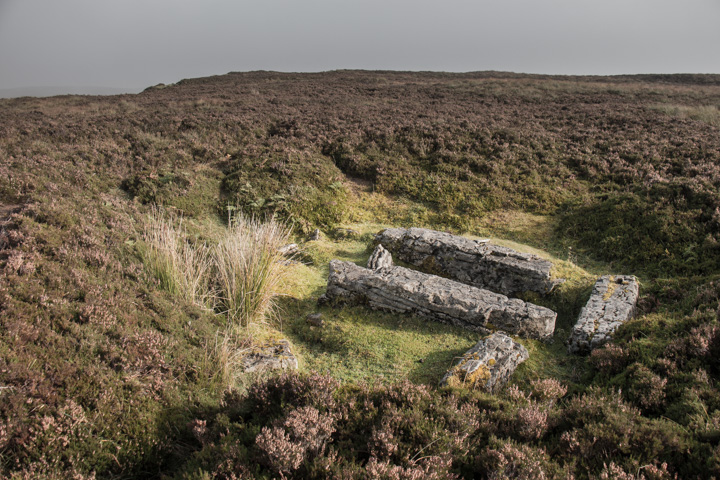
[333,227,360,239]
[366,244,393,271]
[375,227,562,296]
[567,275,640,354]
[242,339,298,373]
[440,332,529,392]
[308,229,322,241]
[306,313,325,327]
[325,259,556,340]
[279,243,299,256]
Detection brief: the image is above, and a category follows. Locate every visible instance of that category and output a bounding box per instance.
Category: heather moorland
[2,71,720,478]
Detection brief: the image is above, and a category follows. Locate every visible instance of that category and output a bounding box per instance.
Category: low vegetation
[1,71,720,478]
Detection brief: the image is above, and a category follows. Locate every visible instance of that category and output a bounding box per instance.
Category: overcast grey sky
[1,0,719,93]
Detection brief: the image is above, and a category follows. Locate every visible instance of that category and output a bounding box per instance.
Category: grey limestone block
[366,244,394,271]
[440,332,529,392]
[242,339,299,372]
[375,227,562,297]
[567,275,640,354]
[325,259,557,340]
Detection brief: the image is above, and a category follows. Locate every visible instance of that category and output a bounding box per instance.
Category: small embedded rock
[334,227,360,239]
[308,229,322,241]
[242,339,298,373]
[279,243,299,256]
[306,313,325,327]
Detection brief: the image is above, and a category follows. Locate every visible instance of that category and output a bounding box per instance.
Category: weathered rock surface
[278,243,299,257]
[242,339,299,372]
[325,259,556,339]
[440,332,529,392]
[366,244,393,271]
[306,313,325,327]
[375,227,561,296]
[567,275,640,354]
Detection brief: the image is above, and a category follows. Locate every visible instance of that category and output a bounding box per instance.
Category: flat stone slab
[242,339,299,373]
[567,275,640,354]
[375,227,561,297]
[440,332,529,392]
[324,259,556,340]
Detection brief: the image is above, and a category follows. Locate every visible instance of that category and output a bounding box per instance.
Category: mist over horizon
[1,0,718,97]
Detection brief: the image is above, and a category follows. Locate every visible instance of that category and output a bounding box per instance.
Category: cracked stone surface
[366,244,394,271]
[440,332,529,392]
[242,339,299,373]
[375,227,561,296]
[567,275,640,354]
[325,259,557,340]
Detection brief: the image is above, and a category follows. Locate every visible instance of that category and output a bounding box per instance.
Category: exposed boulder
[375,227,561,296]
[567,275,640,354]
[366,244,393,271]
[242,339,299,372]
[325,259,556,340]
[440,332,529,392]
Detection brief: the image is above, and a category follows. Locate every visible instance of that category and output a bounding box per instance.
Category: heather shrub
[529,378,567,407]
[255,406,336,474]
[244,371,339,419]
[477,439,567,480]
[590,343,631,376]
[559,388,691,475]
[364,454,457,480]
[623,363,668,412]
[514,402,549,440]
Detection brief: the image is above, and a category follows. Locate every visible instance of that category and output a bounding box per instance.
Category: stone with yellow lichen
[440,332,529,392]
[567,275,639,355]
[242,339,299,373]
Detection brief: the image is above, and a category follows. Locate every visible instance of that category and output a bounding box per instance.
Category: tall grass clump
[142,207,213,307]
[213,214,292,329]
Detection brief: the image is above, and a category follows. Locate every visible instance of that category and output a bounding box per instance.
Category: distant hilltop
[0,85,143,99]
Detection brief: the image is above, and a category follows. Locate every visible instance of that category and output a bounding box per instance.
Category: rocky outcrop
[375,227,561,296]
[567,275,640,354]
[324,259,556,340]
[242,340,299,372]
[440,333,529,391]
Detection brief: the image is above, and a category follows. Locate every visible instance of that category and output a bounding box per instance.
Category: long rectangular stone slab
[324,259,557,340]
[567,275,639,354]
[375,227,561,297]
[440,332,529,392]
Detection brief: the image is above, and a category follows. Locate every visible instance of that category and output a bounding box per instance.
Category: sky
[0,0,719,94]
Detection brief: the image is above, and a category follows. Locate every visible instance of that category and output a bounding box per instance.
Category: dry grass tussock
[653,103,720,126]
[144,209,293,390]
[143,209,292,329]
[142,207,214,308]
[213,214,293,330]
